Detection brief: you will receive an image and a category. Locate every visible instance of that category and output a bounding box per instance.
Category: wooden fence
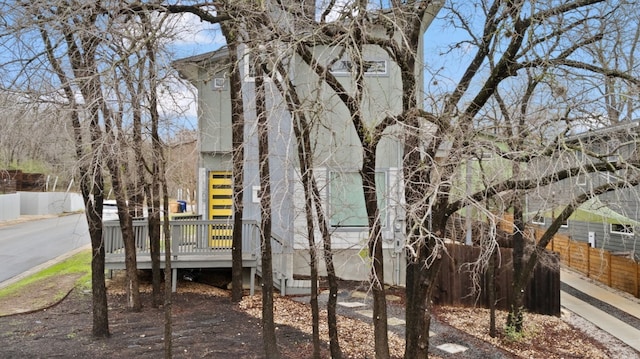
[542,230,640,298]
[0,179,16,194]
[501,214,640,299]
[434,243,560,316]
[0,170,45,192]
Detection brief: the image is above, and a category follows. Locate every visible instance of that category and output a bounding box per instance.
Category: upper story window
[211,77,226,90]
[330,59,388,76]
[243,51,259,82]
[243,50,280,83]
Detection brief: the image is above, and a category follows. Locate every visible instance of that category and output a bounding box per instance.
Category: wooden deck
[103,219,260,293]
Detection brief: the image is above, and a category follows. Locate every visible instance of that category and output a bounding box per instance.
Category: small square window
[212,77,225,90]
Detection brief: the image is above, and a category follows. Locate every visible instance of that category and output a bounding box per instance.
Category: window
[576,173,586,186]
[329,172,386,227]
[243,51,258,82]
[211,77,226,90]
[242,48,282,83]
[532,215,545,225]
[610,223,634,236]
[330,59,388,75]
[560,218,569,228]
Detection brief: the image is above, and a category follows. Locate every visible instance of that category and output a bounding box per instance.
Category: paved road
[0,214,90,283]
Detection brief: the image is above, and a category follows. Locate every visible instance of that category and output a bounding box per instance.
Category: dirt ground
[0,275,318,359]
[0,270,636,359]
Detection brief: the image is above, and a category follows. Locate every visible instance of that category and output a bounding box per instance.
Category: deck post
[172,268,178,292]
[250,267,256,296]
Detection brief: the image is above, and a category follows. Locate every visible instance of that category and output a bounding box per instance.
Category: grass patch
[0,249,92,299]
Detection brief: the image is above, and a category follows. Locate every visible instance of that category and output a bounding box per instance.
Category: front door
[208,171,233,248]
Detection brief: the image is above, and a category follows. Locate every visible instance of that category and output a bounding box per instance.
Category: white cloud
[168,12,226,48]
[158,78,198,128]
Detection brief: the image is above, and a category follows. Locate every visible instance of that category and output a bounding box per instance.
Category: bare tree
[219,20,247,303]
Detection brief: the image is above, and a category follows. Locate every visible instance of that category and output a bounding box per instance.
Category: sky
[161,12,226,130]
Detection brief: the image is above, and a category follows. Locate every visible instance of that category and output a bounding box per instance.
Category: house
[526,121,640,260]
[172,6,443,293]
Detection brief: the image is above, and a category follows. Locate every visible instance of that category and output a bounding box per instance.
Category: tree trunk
[296,122,321,359]
[39,25,110,337]
[488,246,497,338]
[256,67,281,359]
[85,184,110,338]
[404,240,443,359]
[507,192,525,332]
[107,158,142,312]
[304,190,321,359]
[143,15,164,308]
[220,22,246,303]
[162,174,173,359]
[318,205,342,359]
[362,146,389,359]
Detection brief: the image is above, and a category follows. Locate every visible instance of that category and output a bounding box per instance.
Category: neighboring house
[527,121,640,260]
[173,7,443,292]
[165,131,198,205]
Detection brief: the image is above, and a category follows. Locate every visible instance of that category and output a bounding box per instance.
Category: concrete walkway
[561,268,640,352]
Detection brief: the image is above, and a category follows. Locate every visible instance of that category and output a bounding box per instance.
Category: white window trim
[243,48,283,83]
[532,215,545,225]
[576,173,586,186]
[212,77,226,90]
[610,223,634,236]
[329,59,388,76]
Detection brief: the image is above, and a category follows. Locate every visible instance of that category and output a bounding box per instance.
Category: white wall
[293,248,406,286]
[18,192,84,215]
[0,193,20,221]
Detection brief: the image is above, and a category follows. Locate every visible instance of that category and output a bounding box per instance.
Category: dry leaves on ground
[240,295,406,359]
[436,306,610,359]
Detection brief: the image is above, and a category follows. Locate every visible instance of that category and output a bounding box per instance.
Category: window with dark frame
[329,59,388,75]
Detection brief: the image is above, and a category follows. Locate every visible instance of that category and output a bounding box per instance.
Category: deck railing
[103,219,260,259]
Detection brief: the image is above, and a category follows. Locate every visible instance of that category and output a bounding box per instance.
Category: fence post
[567,239,571,269]
[586,243,591,278]
[607,251,612,287]
[635,262,640,298]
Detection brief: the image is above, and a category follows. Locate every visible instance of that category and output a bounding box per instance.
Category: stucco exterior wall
[18,192,83,215]
[0,193,20,221]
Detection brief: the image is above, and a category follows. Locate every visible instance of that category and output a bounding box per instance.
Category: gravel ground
[561,307,640,359]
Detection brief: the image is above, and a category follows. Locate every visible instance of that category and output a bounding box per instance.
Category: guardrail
[103,219,260,259]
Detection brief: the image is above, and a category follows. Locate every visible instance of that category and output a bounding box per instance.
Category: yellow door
[209,171,233,248]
